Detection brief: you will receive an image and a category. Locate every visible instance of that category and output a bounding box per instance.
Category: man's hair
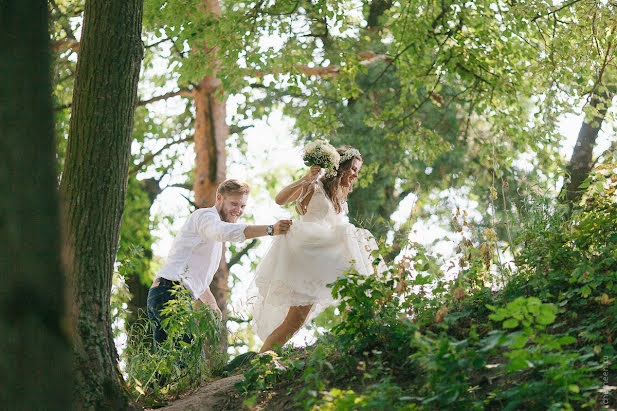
[216,179,251,196]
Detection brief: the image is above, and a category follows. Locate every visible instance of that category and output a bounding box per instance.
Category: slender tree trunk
[191,0,231,356]
[194,73,231,356]
[59,0,144,408]
[0,1,71,408]
[562,89,615,205]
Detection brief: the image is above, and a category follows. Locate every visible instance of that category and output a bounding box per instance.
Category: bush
[123,286,224,405]
[234,177,617,409]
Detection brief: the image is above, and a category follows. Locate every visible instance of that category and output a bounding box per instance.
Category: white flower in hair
[340,148,361,163]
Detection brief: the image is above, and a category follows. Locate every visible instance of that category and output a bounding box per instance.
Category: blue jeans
[146,282,193,350]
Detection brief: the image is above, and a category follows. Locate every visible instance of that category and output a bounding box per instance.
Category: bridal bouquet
[302,139,340,178]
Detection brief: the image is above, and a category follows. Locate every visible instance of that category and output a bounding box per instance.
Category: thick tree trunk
[59,0,144,408]
[562,89,614,205]
[0,1,71,408]
[191,0,231,356]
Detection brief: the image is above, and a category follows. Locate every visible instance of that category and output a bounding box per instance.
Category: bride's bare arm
[275,165,321,205]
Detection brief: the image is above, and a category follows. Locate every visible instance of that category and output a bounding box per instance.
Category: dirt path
[153,374,244,411]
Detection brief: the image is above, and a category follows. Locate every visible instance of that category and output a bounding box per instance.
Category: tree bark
[0,1,72,408]
[191,0,231,356]
[58,0,144,408]
[193,78,228,209]
[562,89,615,205]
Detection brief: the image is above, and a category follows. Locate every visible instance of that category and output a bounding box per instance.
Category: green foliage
[124,286,224,405]
[117,175,157,287]
[235,350,292,395]
[319,384,420,411]
[233,177,617,410]
[133,0,617,252]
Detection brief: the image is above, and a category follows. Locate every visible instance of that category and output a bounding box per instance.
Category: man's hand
[211,305,223,321]
[197,289,223,320]
[273,219,293,235]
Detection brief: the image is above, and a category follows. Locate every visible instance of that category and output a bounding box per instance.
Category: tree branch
[129,136,194,176]
[49,0,81,54]
[137,88,194,106]
[531,0,585,22]
[50,38,80,53]
[180,193,198,210]
[250,52,392,78]
[166,183,194,191]
[49,0,78,40]
[54,102,72,111]
[145,37,173,48]
[229,125,252,135]
[228,239,259,269]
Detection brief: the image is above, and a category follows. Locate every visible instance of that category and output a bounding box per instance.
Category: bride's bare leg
[259,305,312,353]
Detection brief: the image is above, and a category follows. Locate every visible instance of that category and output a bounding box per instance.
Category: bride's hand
[303,165,321,182]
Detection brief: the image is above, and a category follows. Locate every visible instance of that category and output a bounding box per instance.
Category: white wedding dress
[250,180,382,341]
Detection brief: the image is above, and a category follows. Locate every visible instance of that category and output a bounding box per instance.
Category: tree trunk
[59,0,144,408]
[193,76,228,208]
[191,0,231,356]
[0,1,72,408]
[562,89,615,205]
[194,74,231,356]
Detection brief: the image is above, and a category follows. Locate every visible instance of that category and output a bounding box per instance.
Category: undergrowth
[234,173,617,410]
[123,286,225,407]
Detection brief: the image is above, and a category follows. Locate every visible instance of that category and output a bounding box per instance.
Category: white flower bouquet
[302,139,340,178]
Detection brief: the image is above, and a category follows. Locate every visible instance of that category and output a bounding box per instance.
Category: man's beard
[219,208,231,222]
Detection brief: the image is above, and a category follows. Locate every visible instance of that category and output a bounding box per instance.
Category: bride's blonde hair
[321,146,362,214]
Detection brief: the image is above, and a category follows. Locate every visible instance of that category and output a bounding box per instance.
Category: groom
[147,179,292,347]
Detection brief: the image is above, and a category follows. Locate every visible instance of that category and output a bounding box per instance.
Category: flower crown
[340,148,361,163]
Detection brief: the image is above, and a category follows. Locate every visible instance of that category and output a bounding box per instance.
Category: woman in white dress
[250,146,380,352]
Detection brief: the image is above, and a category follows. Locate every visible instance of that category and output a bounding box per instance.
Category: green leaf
[503,319,519,329]
[557,335,577,345]
[580,285,592,298]
[510,333,528,349]
[536,311,556,325]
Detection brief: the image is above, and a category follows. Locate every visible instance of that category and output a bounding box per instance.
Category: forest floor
[149,374,244,410]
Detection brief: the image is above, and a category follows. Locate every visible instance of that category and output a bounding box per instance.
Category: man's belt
[153,277,181,288]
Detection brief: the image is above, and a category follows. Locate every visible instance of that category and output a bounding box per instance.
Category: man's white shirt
[156,207,247,299]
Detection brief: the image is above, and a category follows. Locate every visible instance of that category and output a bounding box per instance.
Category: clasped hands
[273,219,293,235]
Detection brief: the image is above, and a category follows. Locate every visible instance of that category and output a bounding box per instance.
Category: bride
[250,146,380,352]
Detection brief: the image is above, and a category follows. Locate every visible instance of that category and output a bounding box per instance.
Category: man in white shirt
[147,179,292,347]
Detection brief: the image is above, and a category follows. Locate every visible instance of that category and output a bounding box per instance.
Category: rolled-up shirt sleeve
[194,209,247,242]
